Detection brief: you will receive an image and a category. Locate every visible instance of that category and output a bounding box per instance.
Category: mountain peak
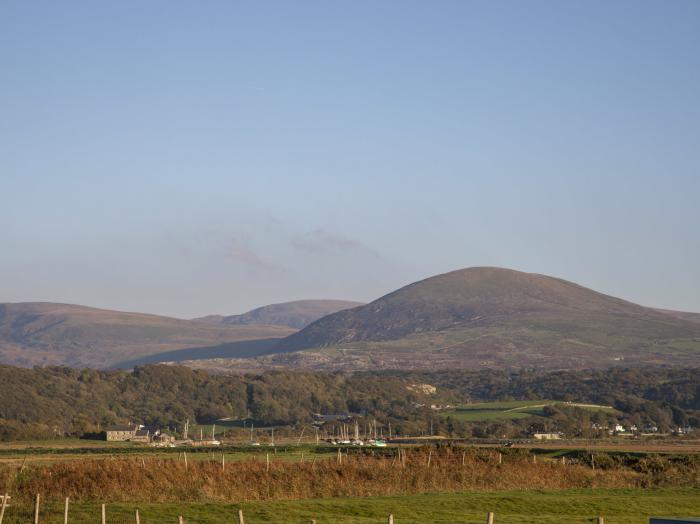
[275,267,698,369]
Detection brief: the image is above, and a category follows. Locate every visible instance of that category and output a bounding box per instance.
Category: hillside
[654,308,700,324]
[193,299,363,329]
[0,303,295,369]
[257,267,700,371]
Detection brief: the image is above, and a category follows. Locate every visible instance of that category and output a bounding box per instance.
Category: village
[102,417,393,448]
[103,420,219,447]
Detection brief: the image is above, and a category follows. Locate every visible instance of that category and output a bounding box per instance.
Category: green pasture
[6,489,699,524]
[442,400,616,422]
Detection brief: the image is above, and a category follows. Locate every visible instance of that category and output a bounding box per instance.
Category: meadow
[0,445,699,523]
[3,489,700,523]
[442,400,616,422]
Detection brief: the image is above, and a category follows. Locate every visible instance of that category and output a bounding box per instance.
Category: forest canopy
[0,364,697,441]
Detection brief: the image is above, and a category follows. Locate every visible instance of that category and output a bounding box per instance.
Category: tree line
[0,364,697,440]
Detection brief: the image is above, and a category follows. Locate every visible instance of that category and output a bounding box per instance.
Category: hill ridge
[267,267,700,370]
[193,299,363,329]
[0,302,295,369]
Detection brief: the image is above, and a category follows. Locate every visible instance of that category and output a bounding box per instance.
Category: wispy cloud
[291,229,380,257]
[228,239,284,274]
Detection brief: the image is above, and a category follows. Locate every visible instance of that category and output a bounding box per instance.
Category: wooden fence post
[101,504,106,524]
[266,453,270,472]
[135,509,140,524]
[33,493,40,524]
[388,514,394,524]
[498,452,502,465]
[222,454,225,472]
[0,493,9,524]
[237,509,245,524]
[486,511,495,524]
[63,497,69,524]
[596,518,604,524]
[178,516,184,524]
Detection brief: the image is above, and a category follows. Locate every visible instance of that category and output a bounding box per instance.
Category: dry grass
[2,447,697,504]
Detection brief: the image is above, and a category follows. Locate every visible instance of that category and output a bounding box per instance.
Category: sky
[1,0,699,318]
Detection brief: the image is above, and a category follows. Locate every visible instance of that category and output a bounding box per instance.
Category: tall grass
[0,447,697,503]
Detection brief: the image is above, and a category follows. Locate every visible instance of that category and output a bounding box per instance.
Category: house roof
[134,429,150,437]
[104,424,137,432]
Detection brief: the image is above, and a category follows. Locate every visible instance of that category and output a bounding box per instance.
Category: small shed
[132,429,151,443]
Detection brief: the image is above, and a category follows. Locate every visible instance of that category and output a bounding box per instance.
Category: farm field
[442,400,616,422]
[2,439,700,466]
[0,444,340,466]
[1,489,699,523]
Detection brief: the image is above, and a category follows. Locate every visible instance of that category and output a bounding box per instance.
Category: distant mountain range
[189,267,700,373]
[0,299,360,369]
[192,299,363,329]
[0,302,293,368]
[2,268,699,371]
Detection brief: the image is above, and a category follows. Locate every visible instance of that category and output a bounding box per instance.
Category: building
[132,429,151,443]
[533,432,562,440]
[104,424,138,441]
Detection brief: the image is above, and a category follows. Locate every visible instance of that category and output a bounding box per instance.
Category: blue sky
[1,1,699,317]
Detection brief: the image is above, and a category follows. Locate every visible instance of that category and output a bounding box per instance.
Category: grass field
[0,444,340,466]
[443,400,616,422]
[2,438,699,467]
[3,489,699,523]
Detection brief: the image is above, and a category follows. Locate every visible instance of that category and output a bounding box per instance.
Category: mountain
[0,302,295,369]
[654,308,700,324]
[193,299,363,329]
[253,267,700,371]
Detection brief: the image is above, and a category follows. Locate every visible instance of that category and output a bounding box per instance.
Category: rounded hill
[277,267,691,352]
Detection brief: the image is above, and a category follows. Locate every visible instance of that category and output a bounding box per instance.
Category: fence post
[597,518,604,524]
[33,494,40,524]
[101,504,106,524]
[237,509,245,524]
[0,493,9,524]
[388,514,394,524]
[64,497,69,524]
[135,509,140,524]
[486,512,495,524]
[178,516,184,524]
